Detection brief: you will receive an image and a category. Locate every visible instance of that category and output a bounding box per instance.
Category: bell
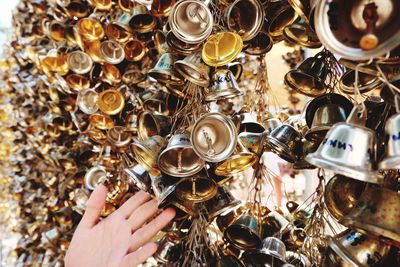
[339,186,400,247]
[124,110,138,133]
[105,22,131,43]
[284,52,328,96]
[137,111,171,140]
[169,0,213,44]
[174,52,210,87]
[314,0,400,60]
[306,104,383,184]
[266,2,298,39]
[216,209,237,233]
[202,32,243,67]
[151,0,176,18]
[124,39,146,62]
[293,138,318,170]
[65,1,89,18]
[67,50,93,74]
[89,113,115,130]
[150,173,178,205]
[128,4,157,33]
[262,210,290,238]
[148,53,184,86]
[206,69,243,102]
[76,18,104,41]
[266,123,302,163]
[214,139,258,176]
[244,31,274,56]
[263,118,282,135]
[143,91,169,116]
[77,89,99,115]
[175,173,218,203]
[285,251,311,267]
[238,132,263,154]
[380,113,400,169]
[100,40,125,65]
[283,23,321,49]
[228,61,244,82]
[238,111,265,134]
[88,0,112,10]
[324,174,366,220]
[224,213,262,250]
[153,232,182,264]
[98,88,125,115]
[118,0,135,12]
[288,0,312,25]
[325,229,391,267]
[305,104,349,142]
[191,112,238,162]
[130,135,167,176]
[66,73,90,91]
[224,0,265,41]
[157,133,205,177]
[106,126,131,147]
[205,186,241,220]
[124,164,150,193]
[339,70,383,95]
[122,64,146,85]
[241,237,287,266]
[166,30,203,55]
[84,166,107,191]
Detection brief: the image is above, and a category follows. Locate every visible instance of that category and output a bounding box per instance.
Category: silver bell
[379,112,400,169]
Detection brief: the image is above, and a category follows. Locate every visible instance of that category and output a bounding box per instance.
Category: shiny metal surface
[339,70,383,94]
[148,53,184,85]
[67,50,93,74]
[175,174,218,203]
[206,69,243,102]
[106,126,131,147]
[77,89,99,114]
[137,111,171,140]
[150,173,177,204]
[174,51,210,87]
[205,186,241,220]
[283,23,321,49]
[84,165,107,190]
[124,164,150,192]
[100,40,125,64]
[242,237,287,266]
[380,113,400,169]
[266,124,302,163]
[224,213,262,250]
[128,4,156,33]
[153,233,182,264]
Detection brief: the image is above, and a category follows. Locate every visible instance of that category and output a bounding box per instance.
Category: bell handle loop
[346,102,367,125]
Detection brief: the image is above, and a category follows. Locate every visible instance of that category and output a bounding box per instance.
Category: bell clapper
[202,129,216,156]
[360,2,379,50]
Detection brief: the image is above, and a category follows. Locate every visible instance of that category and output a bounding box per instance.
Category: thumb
[79,185,108,228]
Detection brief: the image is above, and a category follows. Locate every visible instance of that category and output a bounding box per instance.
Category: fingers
[128,208,175,253]
[127,199,158,231]
[122,242,158,267]
[79,185,108,228]
[117,190,151,218]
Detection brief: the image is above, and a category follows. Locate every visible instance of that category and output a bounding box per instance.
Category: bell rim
[205,88,244,102]
[379,155,400,170]
[207,199,241,220]
[282,24,321,49]
[224,225,262,250]
[304,125,330,141]
[243,32,274,56]
[305,154,383,184]
[214,153,258,176]
[328,237,365,267]
[339,70,383,94]
[131,142,158,171]
[242,250,286,266]
[266,136,299,163]
[175,178,218,203]
[285,70,327,97]
[288,0,310,24]
[293,159,315,170]
[202,32,243,67]
[268,5,298,37]
[174,60,210,87]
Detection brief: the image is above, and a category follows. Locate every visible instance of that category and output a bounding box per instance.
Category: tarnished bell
[169,0,213,44]
[306,105,383,184]
[324,175,366,220]
[224,213,262,250]
[174,52,210,87]
[205,186,241,220]
[225,0,265,41]
[153,232,182,264]
[150,174,177,206]
[130,135,167,176]
[315,0,400,60]
[124,164,150,192]
[175,174,218,203]
[214,139,258,176]
[242,237,287,266]
[137,111,171,140]
[84,166,107,191]
[157,133,205,177]
[266,124,302,163]
[191,112,238,162]
[339,186,400,247]
[324,229,391,267]
[148,53,184,86]
[206,69,243,102]
[380,113,400,169]
[284,52,328,97]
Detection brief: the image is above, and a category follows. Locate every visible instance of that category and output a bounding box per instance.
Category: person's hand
[65,185,175,267]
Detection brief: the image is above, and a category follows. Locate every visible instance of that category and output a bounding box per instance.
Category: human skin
[65,185,176,267]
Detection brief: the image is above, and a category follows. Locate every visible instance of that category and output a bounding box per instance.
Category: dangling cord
[353,58,374,113]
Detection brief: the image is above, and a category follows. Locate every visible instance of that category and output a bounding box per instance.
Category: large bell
[137,111,171,140]
[174,51,210,87]
[148,53,184,85]
[124,164,150,192]
[284,52,328,96]
[266,123,302,163]
[224,0,265,41]
[130,135,167,176]
[339,186,400,247]
[206,69,243,102]
[214,139,258,176]
[324,229,391,267]
[324,174,366,220]
[191,112,238,162]
[224,213,262,250]
[241,237,287,266]
[175,173,218,203]
[158,133,205,177]
[306,104,383,184]
[380,113,400,169]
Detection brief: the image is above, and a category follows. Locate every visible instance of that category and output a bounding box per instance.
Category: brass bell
[76,17,104,41]
[283,23,321,49]
[84,166,107,191]
[174,51,210,87]
[206,69,243,102]
[205,186,241,220]
[293,138,318,170]
[339,70,383,95]
[380,112,400,169]
[128,4,157,33]
[191,112,238,162]
[137,111,171,140]
[106,126,131,147]
[166,30,203,55]
[169,0,213,44]
[143,90,169,116]
[241,237,287,266]
[244,31,274,56]
[266,123,302,163]
[175,173,218,203]
[148,53,184,86]
[130,135,167,176]
[124,164,151,193]
[151,0,176,18]
[224,213,262,250]
[306,104,383,184]
[157,133,205,177]
[124,110,138,133]
[284,52,328,97]
[153,232,182,264]
[150,173,178,206]
[339,186,400,247]
[266,1,298,39]
[214,139,258,176]
[285,251,311,267]
[224,0,265,41]
[324,229,391,267]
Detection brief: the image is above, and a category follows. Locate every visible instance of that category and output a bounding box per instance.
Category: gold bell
[88,0,112,10]
[151,0,176,18]
[175,173,218,203]
[202,32,243,67]
[148,53,184,86]
[157,133,205,178]
[130,135,167,176]
[128,4,157,33]
[98,88,125,115]
[124,39,146,62]
[137,111,172,140]
[266,1,298,39]
[206,69,243,102]
[76,17,105,41]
